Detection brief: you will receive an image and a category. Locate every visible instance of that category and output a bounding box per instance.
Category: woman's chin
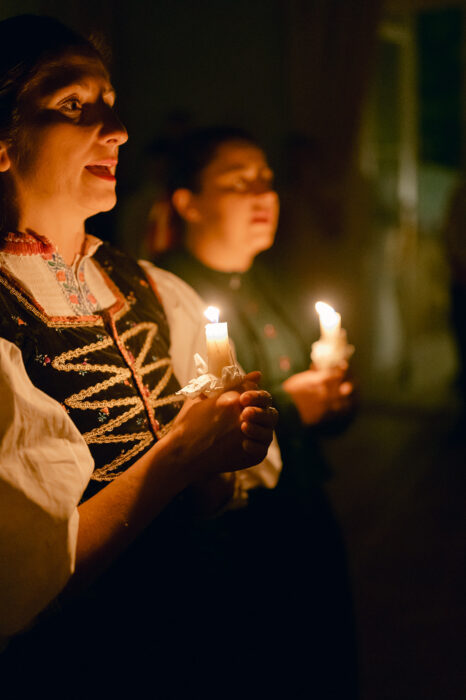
[86,191,117,216]
[250,232,276,256]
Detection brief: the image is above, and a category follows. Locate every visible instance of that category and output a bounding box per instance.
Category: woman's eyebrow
[217,164,251,175]
[217,164,273,176]
[28,63,113,100]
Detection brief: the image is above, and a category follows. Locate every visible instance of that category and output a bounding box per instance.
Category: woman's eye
[232,179,249,192]
[59,97,82,116]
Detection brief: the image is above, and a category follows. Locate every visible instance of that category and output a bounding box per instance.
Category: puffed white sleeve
[0,338,94,639]
[139,261,282,489]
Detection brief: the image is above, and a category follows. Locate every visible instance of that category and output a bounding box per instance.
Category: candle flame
[204,306,220,323]
[315,301,339,326]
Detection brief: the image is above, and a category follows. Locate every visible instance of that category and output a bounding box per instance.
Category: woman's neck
[186,229,254,273]
[18,205,86,265]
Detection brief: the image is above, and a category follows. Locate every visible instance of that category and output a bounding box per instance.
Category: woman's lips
[85,160,117,182]
[251,214,271,224]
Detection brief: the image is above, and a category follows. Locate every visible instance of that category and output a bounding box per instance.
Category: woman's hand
[70,372,277,594]
[282,365,354,426]
[170,372,278,479]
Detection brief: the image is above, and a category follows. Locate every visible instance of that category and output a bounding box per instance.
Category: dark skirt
[2,484,358,700]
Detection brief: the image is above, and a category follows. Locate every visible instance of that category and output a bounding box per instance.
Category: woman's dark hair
[167,125,261,194]
[0,14,107,231]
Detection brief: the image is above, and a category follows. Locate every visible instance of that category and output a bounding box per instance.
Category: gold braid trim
[148,362,173,402]
[48,320,181,477]
[53,335,114,361]
[140,357,171,377]
[65,374,132,405]
[69,396,140,411]
[89,432,149,444]
[125,321,158,369]
[82,404,143,441]
[152,394,185,408]
[92,432,154,481]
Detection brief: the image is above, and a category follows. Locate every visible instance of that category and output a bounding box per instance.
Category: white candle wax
[204,306,233,377]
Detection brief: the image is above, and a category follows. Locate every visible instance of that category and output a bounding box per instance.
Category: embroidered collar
[0,230,102,261]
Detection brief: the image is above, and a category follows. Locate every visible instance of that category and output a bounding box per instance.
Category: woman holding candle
[158,127,354,484]
[0,17,279,698]
[156,126,358,699]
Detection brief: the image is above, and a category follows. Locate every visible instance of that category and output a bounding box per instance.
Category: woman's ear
[0,142,11,172]
[171,188,201,223]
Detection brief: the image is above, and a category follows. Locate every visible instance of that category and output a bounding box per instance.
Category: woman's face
[190,140,280,262]
[4,52,127,224]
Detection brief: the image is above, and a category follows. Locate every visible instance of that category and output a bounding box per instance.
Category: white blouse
[0,237,281,640]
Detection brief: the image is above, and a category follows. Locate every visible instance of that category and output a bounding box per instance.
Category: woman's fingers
[235,370,261,392]
[241,420,274,443]
[241,438,269,460]
[243,370,262,384]
[239,389,273,408]
[241,404,278,449]
[241,404,278,427]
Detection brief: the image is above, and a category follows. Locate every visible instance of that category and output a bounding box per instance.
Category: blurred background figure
[155,125,359,699]
[158,126,355,483]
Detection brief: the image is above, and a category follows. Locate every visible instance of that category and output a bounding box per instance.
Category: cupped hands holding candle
[173,369,278,471]
[283,300,355,426]
[282,365,354,425]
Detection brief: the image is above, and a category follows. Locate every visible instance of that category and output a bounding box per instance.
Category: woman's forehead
[24,53,112,99]
[207,141,269,175]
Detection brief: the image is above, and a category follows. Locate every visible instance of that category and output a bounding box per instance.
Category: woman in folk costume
[0,15,278,698]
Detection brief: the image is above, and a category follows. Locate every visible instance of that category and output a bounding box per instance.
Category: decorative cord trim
[92,432,154,480]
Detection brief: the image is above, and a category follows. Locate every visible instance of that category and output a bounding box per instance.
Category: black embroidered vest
[0,243,184,501]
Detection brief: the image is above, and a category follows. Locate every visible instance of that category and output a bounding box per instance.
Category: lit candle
[311,301,353,370]
[315,301,341,342]
[204,306,233,377]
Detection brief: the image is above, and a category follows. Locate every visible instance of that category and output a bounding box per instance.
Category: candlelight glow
[312,300,353,369]
[315,301,340,330]
[204,306,220,324]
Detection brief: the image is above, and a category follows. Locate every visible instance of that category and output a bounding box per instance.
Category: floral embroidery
[35,352,51,366]
[97,407,110,423]
[46,253,100,315]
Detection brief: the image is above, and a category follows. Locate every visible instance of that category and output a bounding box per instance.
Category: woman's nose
[99,105,128,146]
[254,184,276,200]
[252,179,275,196]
